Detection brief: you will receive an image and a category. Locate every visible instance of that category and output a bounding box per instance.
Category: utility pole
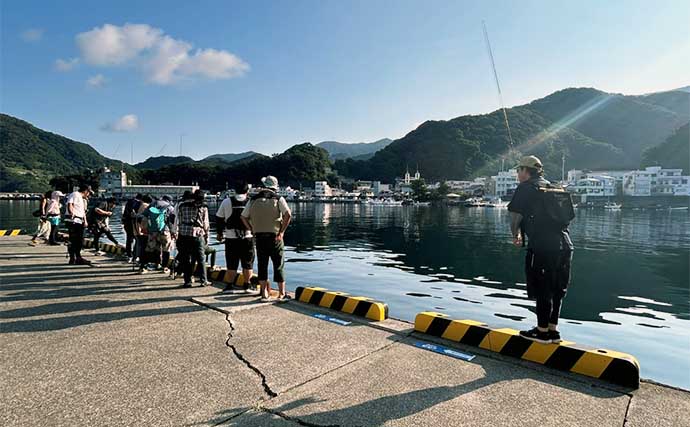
[562,153,566,182]
[179,132,185,157]
[131,140,134,164]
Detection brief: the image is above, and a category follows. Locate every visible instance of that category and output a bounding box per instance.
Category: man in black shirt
[508,155,574,344]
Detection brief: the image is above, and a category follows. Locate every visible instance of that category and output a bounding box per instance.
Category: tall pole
[131,140,133,164]
[562,153,566,182]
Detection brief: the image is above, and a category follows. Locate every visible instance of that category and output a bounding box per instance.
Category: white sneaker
[95,251,106,256]
[163,268,170,275]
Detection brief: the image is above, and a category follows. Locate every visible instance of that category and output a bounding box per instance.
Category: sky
[2,0,688,163]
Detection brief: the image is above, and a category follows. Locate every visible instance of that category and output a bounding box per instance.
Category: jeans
[68,222,85,261]
[136,235,148,268]
[48,222,59,244]
[255,233,285,282]
[178,235,206,284]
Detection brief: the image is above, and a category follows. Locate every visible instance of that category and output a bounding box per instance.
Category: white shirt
[216,195,253,239]
[66,191,86,223]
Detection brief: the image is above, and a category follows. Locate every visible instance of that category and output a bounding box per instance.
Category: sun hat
[261,175,279,190]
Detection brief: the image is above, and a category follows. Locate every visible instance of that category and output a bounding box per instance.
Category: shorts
[147,231,173,253]
[225,237,255,270]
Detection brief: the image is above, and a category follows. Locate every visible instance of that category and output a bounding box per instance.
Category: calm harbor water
[2,200,689,389]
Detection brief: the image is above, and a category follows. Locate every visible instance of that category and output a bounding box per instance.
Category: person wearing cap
[241,175,292,301]
[508,155,574,344]
[172,189,210,287]
[88,196,120,255]
[46,190,65,245]
[66,184,93,265]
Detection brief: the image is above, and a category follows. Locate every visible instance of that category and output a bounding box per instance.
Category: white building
[569,167,689,197]
[99,168,127,196]
[372,181,391,195]
[118,184,199,200]
[490,170,519,197]
[570,176,616,197]
[99,169,198,199]
[314,181,332,197]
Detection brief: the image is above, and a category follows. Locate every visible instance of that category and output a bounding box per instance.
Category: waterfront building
[99,169,198,199]
[314,181,332,197]
[570,176,616,197]
[489,170,519,197]
[567,167,690,197]
[372,181,390,196]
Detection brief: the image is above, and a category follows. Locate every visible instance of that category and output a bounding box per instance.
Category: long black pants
[68,222,85,261]
[93,226,118,250]
[525,249,573,328]
[124,221,135,257]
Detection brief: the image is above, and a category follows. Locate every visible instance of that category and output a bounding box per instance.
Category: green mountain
[202,151,260,163]
[317,138,392,160]
[134,156,195,170]
[642,123,690,174]
[525,88,688,165]
[0,114,137,192]
[143,143,332,192]
[336,88,689,182]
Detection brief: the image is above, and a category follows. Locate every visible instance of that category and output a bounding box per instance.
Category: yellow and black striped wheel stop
[0,229,23,236]
[415,311,640,388]
[295,286,388,322]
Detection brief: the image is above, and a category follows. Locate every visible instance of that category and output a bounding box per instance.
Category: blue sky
[2,0,688,163]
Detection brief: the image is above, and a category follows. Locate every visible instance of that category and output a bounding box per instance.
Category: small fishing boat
[604,202,622,210]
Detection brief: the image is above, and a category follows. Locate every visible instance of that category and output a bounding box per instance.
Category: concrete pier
[1,236,689,426]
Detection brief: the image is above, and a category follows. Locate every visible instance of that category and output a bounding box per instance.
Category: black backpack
[533,182,575,230]
[226,196,248,230]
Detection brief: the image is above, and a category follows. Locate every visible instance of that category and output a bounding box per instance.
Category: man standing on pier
[172,190,210,288]
[216,182,256,293]
[66,184,93,265]
[508,156,574,344]
[241,176,291,301]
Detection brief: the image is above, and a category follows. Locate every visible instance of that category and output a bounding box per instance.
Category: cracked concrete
[224,313,278,398]
[2,236,689,427]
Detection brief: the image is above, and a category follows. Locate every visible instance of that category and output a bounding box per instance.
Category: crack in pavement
[622,394,633,427]
[224,313,278,398]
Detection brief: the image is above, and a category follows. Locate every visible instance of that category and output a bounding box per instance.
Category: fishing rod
[482,20,515,165]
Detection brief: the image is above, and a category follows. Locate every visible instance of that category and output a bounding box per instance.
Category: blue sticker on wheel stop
[312,313,351,326]
[414,341,475,361]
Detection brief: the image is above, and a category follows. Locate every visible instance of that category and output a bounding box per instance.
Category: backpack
[226,196,248,231]
[147,206,167,233]
[529,182,575,232]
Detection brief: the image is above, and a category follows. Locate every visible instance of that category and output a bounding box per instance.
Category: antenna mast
[483,21,515,151]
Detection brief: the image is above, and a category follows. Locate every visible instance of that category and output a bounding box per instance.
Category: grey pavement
[1,236,688,426]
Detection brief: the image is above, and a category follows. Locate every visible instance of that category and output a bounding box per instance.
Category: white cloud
[55,57,79,72]
[21,28,44,42]
[86,74,107,88]
[76,23,161,66]
[101,114,139,132]
[73,23,249,85]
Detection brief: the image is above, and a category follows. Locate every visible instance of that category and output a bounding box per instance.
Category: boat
[604,202,622,210]
[669,206,689,211]
[413,201,431,206]
[464,197,486,207]
[485,198,508,208]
